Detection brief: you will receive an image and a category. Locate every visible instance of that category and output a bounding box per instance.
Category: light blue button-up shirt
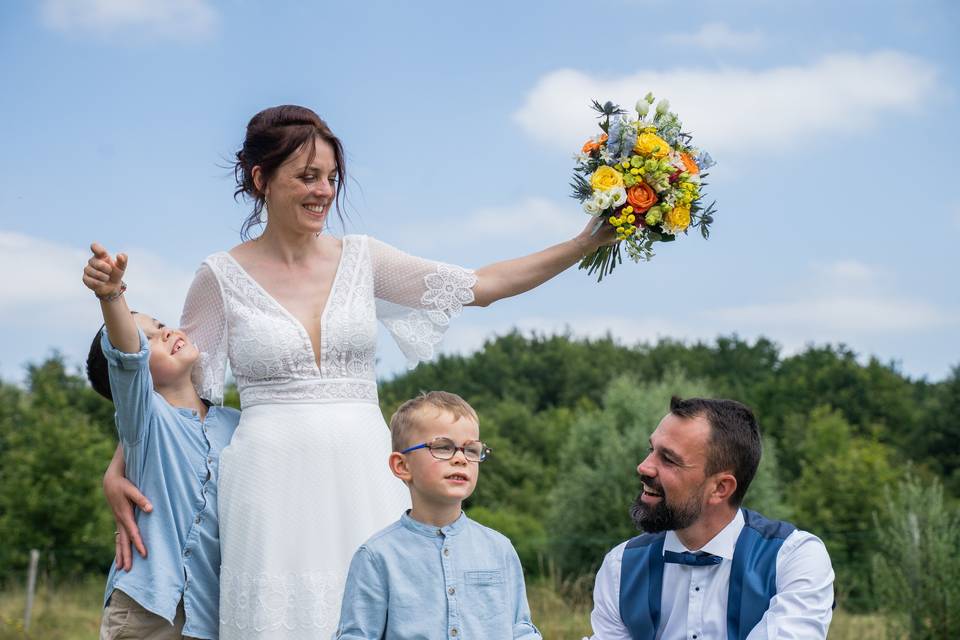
[336,511,541,639]
[100,328,239,640]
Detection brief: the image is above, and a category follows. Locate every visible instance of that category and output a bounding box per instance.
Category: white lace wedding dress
[179,235,477,639]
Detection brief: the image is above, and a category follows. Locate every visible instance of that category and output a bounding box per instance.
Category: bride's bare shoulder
[227,240,256,261]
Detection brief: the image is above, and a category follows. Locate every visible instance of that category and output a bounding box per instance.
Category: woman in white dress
[108,105,613,638]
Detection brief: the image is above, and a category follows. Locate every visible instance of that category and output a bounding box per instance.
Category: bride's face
[257,136,338,234]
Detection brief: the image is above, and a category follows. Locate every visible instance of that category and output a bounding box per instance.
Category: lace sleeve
[367,236,476,368]
[180,261,228,404]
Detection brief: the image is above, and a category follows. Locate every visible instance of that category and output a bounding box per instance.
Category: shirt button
[443,548,450,556]
[184,549,191,557]
[450,628,458,637]
[208,457,213,464]
[448,587,455,595]
[695,586,700,592]
[436,529,443,536]
[195,516,202,524]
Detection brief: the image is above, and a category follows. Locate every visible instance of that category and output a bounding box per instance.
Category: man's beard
[630,475,705,533]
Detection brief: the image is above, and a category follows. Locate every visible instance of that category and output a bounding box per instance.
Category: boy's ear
[388,452,412,484]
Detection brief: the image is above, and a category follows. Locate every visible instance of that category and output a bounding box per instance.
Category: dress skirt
[218,402,410,638]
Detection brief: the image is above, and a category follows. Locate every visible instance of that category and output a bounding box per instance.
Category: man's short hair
[669,396,762,506]
[389,391,479,452]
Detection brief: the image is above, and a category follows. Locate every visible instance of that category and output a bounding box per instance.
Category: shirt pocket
[463,569,506,620]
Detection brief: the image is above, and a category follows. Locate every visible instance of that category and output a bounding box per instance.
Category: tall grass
[1,575,888,639]
[0,577,102,640]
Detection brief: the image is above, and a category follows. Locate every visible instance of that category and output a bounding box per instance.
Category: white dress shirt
[588,510,834,639]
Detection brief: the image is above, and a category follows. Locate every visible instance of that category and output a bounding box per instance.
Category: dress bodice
[180,235,476,408]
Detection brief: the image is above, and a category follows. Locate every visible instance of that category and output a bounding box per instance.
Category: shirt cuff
[101,327,150,370]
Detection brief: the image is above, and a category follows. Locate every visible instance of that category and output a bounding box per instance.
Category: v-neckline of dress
[221,238,349,374]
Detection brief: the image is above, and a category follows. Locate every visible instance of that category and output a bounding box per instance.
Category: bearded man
[587,397,834,640]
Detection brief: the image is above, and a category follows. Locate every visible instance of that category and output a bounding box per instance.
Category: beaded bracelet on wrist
[96,281,127,303]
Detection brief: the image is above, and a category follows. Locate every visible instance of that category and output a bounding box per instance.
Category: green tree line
[2,334,959,635]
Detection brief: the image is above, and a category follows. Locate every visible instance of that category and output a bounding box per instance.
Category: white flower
[655,99,670,115]
[583,199,602,216]
[608,186,627,207]
[635,100,650,117]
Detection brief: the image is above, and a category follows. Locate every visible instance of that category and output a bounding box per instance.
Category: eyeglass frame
[400,436,492,462]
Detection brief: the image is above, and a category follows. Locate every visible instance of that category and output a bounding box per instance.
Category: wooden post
[24,549,39,633]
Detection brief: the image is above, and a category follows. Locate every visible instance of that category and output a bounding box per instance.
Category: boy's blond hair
[389,391,479,452]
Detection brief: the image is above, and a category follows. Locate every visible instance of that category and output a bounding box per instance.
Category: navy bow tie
[663,550,723,566]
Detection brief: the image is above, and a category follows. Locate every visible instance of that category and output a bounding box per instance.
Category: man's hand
[104,468,152,571]
[83,242,127,298]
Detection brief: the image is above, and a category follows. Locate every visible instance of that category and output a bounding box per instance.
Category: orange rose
[581,133,609,155]
[680,152,699,175]
[626,182,657,213]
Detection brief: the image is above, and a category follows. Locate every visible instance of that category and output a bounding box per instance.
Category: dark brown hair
[669,396,762,506]
[86,314,138,402]
[234,105,347,240]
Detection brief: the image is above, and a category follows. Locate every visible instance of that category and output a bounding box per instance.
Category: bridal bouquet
[572,93,717,280]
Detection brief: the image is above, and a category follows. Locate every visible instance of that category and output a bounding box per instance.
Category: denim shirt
[100,328,239,640]
[336,511,541,639]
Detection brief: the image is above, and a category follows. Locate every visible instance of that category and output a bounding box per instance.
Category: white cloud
[513,51,937,155]
[706,258,955,334]
[815,259,878,283]
[437,314,688,359]
[460,197,585,242]
[709,296,950,333]
[0,231,193,329]
[663,22,767,52]
[384,197,589,256]
[41,0,216,40]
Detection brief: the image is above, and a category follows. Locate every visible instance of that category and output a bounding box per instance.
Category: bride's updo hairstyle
[234,105,347,239]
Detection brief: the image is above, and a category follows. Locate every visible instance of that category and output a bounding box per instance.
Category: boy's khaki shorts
[99,589,199,640]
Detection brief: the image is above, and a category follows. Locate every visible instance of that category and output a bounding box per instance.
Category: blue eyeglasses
[400,437,491,462]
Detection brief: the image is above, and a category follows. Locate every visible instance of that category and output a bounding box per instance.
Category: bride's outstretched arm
[470,218,616,307]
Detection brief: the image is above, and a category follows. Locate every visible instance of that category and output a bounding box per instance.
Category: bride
[107,104,614,638]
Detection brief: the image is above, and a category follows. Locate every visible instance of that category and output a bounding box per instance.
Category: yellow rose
[664,204,691,232]
[590,166,625,192]
[634,132,671,158]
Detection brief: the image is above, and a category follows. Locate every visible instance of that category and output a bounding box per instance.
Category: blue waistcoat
[618,509,795,640]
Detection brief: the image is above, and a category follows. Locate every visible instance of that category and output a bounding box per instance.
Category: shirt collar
[662,508,744,561]
[400,510,467,538]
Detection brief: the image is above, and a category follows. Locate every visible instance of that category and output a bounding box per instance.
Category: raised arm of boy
[82,242,137,352]
[85,242,154,569]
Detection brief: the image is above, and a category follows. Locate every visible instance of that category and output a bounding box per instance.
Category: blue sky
[1,0,958,385]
